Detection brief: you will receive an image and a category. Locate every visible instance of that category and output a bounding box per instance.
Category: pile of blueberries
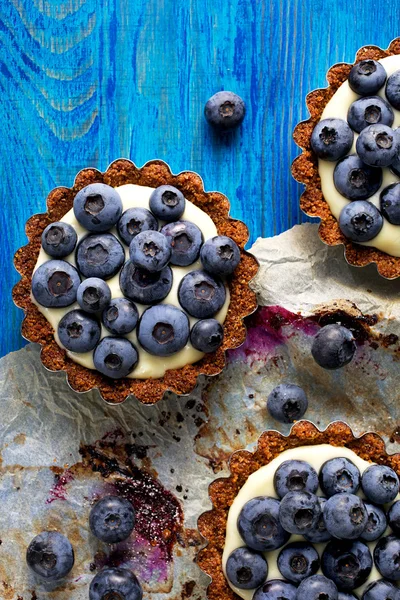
[31,182,241,378]
[26,495,142,599]
[226,458,400,600]
[311,59,400,244]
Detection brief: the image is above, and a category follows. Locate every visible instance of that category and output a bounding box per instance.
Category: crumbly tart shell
[197,420,400,600]
[292,37,400,279]
[13,159,258,405]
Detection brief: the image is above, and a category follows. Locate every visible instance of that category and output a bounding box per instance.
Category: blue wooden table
[1,0,399,358]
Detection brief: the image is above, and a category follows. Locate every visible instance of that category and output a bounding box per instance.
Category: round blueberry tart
[197,421,400,600]
[292,38,400,279]
[13,159,258,404]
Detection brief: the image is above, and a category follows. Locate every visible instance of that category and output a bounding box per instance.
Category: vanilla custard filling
[31,184,230,379]
[222,444,399,599]
[319,55,400,257]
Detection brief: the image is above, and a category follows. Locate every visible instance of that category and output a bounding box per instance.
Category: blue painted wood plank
[1,0,399,357]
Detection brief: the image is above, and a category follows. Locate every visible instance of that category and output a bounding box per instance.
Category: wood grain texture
[1,0,399,357]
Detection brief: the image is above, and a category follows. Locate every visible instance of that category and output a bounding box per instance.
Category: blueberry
[93,337,138,378]
[362,580,400,600]
[360,503,387,542]
[311,118,354,161]
[200,235,241,277]
[76,233,125,280]
[279,491,321,536]
[58,310,101,353]
[339,594,359,600]
[137,304,189,356]
[347,96,394,133]
[225,546,268,590]
[190,319,224,353]
[362,464,399,505]
[273,460,318,499]
[102,298,139,335]
[237,496,290,552]
[41,222,77,258]
[322,540,372,591]
[388,501,400,536]
[73,183,122,233]
[356,124,398,167]
[312,324,356,370]
[117,207,158,245]
[333,155,382,200]
[253,579,297,600]
[204,91,246,131]
[149,185,185,222]
[339,200,383,243]
[77,278,111,313]
[129,230,171,273]
[32,260,81,308]
[89,495,135,544]
[160,221,203,266]
[26,531,74,581]
[386,70,400,110]
[305,497,333,544]
[267,383,308,424]
[375,535,400,581]
[89,567,142,600]
[119,261,173,304]
[323,493,368,540]
[349,60,387,96]
[297,574,338,600]
[380,183,400,225]
[178,270,226,318]
[319,457,361,496]
[277,541,320,584]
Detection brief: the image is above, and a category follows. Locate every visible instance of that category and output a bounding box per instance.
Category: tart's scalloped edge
[196,420,400,600]
[12,158,259,405]
[292,37,400,280]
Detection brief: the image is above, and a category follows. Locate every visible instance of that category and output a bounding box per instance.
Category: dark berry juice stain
[46,468,74,503]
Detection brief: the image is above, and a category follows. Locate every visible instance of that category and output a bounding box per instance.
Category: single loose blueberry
[339,594,359,600]
[102,298,139,335]
[356,124,398,167]
[347,96,394,133]
[311,118,354,161]
[388,501,400,536]
[190,319,224,353]
[277,541,320,584]
[41,222,77,258]
[26,531,74,581]
[76,233,125,280]
[119,261,173,304]
[360,503,387,542]
[129,230,171,273]
[93,337,138,379]
[225,546,268,590]
[253,579,297,600]
[333,155,382,200]
[339,200,384,243]
[161,221,203,266]
[32,260,81,308]
[297,574,338,600]
[278,491,321,536]
[322,540,372,591]
[200,235,240,276]
[273,460,318,498]
[89,567,142,600]
[204,91,246,131]
[323,493,368,540]
[349,60,387,96]
[386,69,400,110]
[117,207,158,245]
[312,324,356,370]
[137,304,189,357]
[267,383,308,424]
[305,497,333,544]
[362,579,400,600]
[89,496,135,544]
[149,185,185,222]
[77,278,111,313]
[380,183,400,225]
[362,464,399,505]
[178,270,226,318]
[73,183,122,232]
[374,535,400,581]
[237,496,290,552]
[58,310,101,353]
[320,457,361,496]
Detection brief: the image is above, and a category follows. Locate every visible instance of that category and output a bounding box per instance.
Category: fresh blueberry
[362,580,400,600]
[253,579,297,600]
[73,183,122,232]
[273,460,318,499]
[149,185,185,222]
[356,124,398,167]
[339,594,359,600]
[360,503,387,542]
[89,567,142,600]
[237,496,290,552]
[380,183,400,225]
[117,207,158,245]
[137,304,189,356]
[119,261,173,304]
[386,69,400,110]
[129,230,171,273]
[160,221,203,266]
[374,535,400,581]
[333,155,382,200]
[225,547,268,590]
[76,233,125,280]
[349,60,387,96]
[77,278,111,313]
[319,456,361,496]
[26,531,74,581]
[323,493,367,540]
[311,324,356,370]
[322,540,372,591]
[339,200,383,243]
[58,310,101,353]
[361,464,399,505]
[297,574,338,600]
[305,497,333,544]
[89,495,135,544]
[267,383,308,424]
[277,541,320,584]
[93,337,138,378]
[347,96,394,133]
[311,118,354,161]
[391,129,400,177]
[41,222,77,258]
[32,260,81,308]
[102,298,139,335]
[278,491,321,535]
[204,91,246,131]
[190,318,224,353]
[388,501,400,536]
[178,270,226,318]
[200,235,240,276]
